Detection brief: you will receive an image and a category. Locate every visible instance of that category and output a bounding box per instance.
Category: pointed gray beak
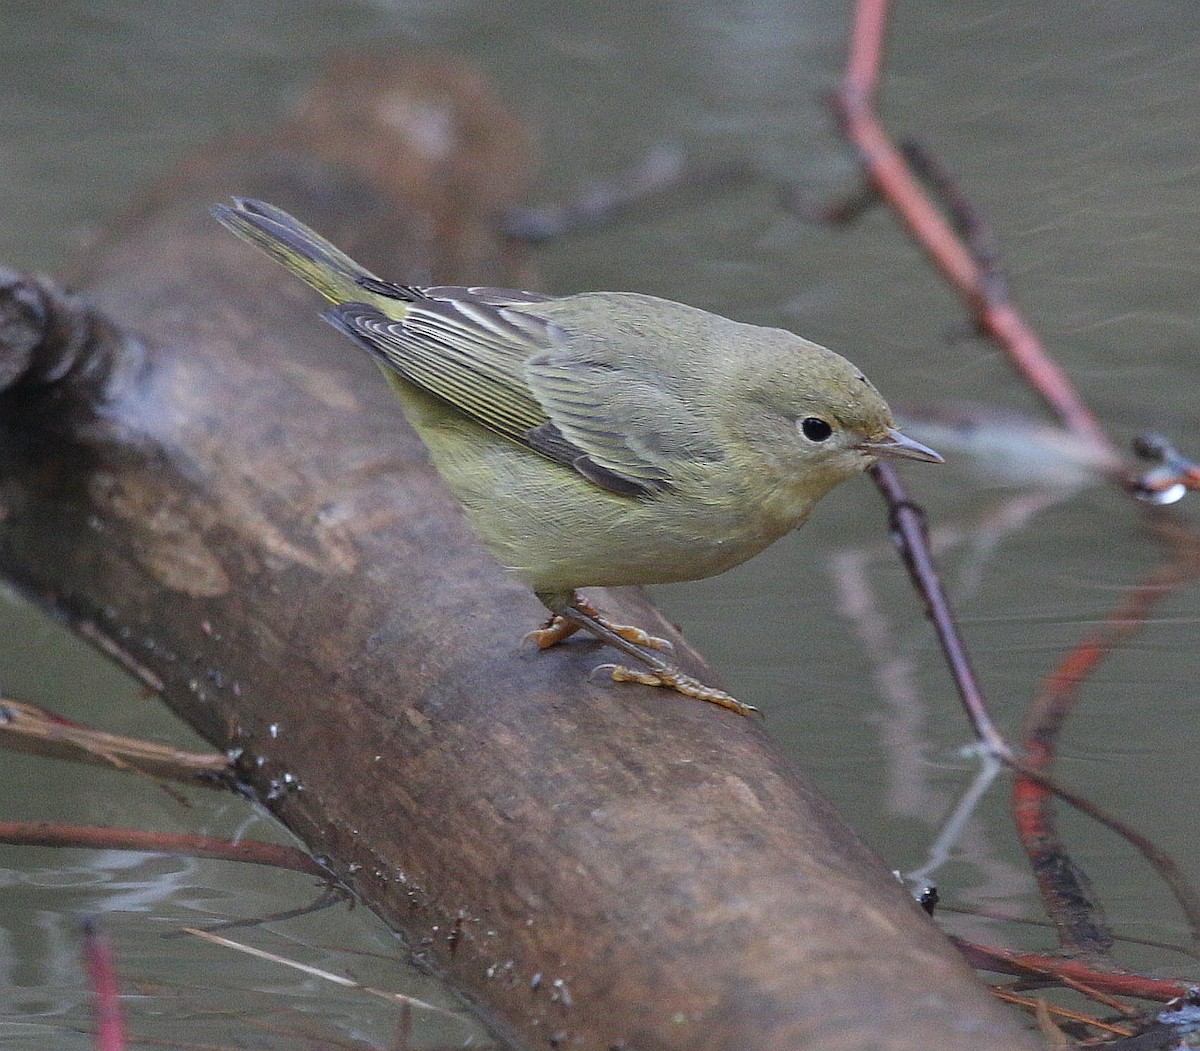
[859,427,944,464]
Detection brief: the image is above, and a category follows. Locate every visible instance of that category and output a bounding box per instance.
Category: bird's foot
[593,663,761,718]
[598,621,674,653]
[524,614,580,650]
[527,605,674,653]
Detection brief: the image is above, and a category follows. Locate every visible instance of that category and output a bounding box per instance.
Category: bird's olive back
[537,291,895,439]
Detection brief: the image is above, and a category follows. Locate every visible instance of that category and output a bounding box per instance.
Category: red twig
[1003,758,1200,948]
[82,919,127,1051]
[953,936,1192,1003]
[1014,524,1200,953]
[837,0,1200,973]
[899,140,1010,305]
[835,0,1114,453]
[869,466,1200,946]
[0,821,327,877]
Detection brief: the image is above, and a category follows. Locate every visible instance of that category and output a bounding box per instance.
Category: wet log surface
[0,51,1040,1051]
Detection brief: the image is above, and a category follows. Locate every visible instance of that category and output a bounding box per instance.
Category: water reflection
[3,0,1200,1041]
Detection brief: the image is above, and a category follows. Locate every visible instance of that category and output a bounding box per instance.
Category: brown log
[0,49,1040,1051]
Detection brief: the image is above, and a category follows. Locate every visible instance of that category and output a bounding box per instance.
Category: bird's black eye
[799,416,834,442]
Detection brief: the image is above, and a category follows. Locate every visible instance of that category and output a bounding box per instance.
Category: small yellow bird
[213,198,941,716]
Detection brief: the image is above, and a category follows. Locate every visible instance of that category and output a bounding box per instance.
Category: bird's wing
[324,286,720,498]
[522,352,724,496]
[323,287,555,447]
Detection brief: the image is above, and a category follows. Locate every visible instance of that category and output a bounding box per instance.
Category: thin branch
[502,146,753,244]
[1006,758,1200,950]
[953,938,1193,1003]
[935,902,1200,962]
[0,696,232,787]
[182,928,470,1020]
[839,0,1200,974]
[0,821,327,878]
[869,467,1200,947]
[989,988,1133,1040]
[835,0,1114,452]
[870,463,1010,759]
[1015,525,1200,955]
[899,140,1011,305]
[162,884,347,938]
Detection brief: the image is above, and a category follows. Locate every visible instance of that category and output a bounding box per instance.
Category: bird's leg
[554,601,759,718]
[526,594,673,652]
[524,612,581,649]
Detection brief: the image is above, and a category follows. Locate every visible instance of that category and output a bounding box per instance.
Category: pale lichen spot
[88,471,231,598]
[720,773,765,812]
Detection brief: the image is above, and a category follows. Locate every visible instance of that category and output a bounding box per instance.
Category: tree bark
[0,49,1040,1051]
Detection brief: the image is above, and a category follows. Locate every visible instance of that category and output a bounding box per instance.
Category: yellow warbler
[213,197,941,716]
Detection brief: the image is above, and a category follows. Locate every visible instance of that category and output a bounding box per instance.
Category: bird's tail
[211,197,382,305]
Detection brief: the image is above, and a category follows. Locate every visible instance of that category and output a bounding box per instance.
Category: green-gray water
[3,1,1199,1044]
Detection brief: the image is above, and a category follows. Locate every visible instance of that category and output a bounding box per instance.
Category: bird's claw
[606,625,674,653]
[527,614,672,653]
[524,616,577,649]
[591,663,761,718]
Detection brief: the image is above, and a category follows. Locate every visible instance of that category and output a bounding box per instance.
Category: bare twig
[870,463,1010,759]
[0,821,327,877]
[953,937,1192,1003]
[1010,758,1200,952]
[838,0,1200,971]
[163,884,347,938]
[1015,523,1200,955]
[182,927,469,1020]
[935,902,1200,962]
[899,139,1011,306]
[990,987,1134,1040]
[0,696,232,786]
[834,0,1114,453]
[503,145,753,243]
[868,465,1200,941]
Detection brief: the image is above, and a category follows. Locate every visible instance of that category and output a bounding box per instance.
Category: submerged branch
[0,821,326,877]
